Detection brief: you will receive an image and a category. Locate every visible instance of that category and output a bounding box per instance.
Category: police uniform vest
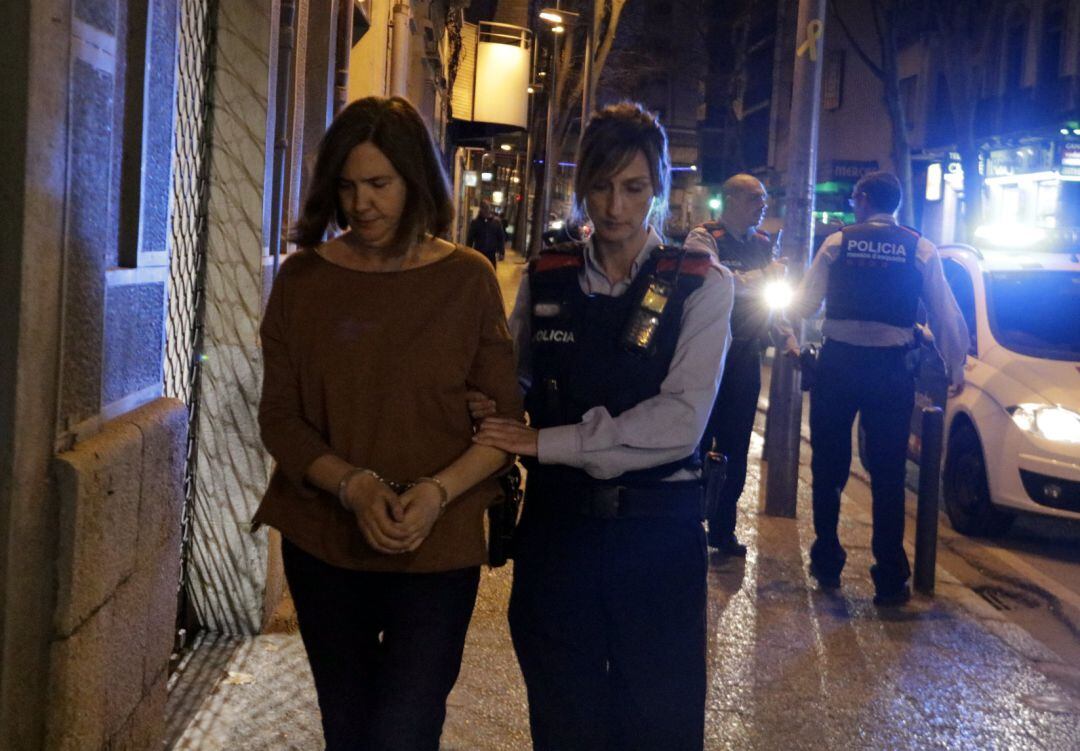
[825,222,922,328]
[700,222,773,340]
[525,241,715,488]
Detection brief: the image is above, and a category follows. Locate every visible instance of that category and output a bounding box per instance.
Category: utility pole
[540,32,560,247]
[761,0,826,517]
[580,2,594,148]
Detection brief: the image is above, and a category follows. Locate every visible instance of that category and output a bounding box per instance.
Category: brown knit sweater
[253,246,523,572]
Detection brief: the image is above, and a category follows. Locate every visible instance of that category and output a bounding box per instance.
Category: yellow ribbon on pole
[796,19,824,61]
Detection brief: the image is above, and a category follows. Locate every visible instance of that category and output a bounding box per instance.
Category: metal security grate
[164,0,217,651]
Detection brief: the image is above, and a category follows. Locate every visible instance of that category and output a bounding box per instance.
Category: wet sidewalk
[164,251,1080,749]
[165,423,1080,750]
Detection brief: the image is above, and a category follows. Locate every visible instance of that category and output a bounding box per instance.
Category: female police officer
[473,103,734,750]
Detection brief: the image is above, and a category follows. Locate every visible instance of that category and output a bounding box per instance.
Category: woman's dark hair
[290,96,453,248]
[572,102,671,235]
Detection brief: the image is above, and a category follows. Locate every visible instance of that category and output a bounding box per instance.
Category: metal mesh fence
[164,0,217,641]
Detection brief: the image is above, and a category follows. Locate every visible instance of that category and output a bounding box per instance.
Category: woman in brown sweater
[253,96,522,751]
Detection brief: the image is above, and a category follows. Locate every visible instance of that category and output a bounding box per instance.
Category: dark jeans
[281,538,480,751]
[808,340,915,594]
[699,338,762,541]
[508,495,708,751]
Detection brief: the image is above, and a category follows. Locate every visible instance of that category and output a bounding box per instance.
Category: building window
[1004,10,1028,92]
[927,73,954,146]
[1038,2,1065,85]
[117,0,178,269]
[823,51,844,111]
[1037,179,1059,227]
[900,75,917,130]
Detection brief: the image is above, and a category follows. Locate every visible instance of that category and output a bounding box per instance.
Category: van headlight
[1007,404,1080,443]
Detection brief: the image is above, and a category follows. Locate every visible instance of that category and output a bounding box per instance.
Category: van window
[986,270,1080,361]
[943,259,978,355]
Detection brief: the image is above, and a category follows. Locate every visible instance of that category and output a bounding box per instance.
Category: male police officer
[685,174,797,555]
[788,171,968,606]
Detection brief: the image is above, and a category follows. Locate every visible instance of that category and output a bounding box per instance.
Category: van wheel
[943,424,1014,537]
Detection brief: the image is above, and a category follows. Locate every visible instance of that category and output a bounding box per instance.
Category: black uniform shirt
[684,221,775,341]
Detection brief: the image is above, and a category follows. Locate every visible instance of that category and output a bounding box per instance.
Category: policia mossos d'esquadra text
[788,171,969,604]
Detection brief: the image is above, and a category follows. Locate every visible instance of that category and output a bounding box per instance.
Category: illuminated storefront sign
[1059,142,1080,177]
[986,143,1054,178]
[829,160,878,181]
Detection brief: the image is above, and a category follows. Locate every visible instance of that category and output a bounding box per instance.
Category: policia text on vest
[788,194,970,607]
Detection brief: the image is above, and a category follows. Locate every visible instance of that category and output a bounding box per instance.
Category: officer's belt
[527,477,704,521]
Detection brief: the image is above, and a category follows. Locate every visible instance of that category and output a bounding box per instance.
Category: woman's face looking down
[585,150,655,247]
[337,141,409,249]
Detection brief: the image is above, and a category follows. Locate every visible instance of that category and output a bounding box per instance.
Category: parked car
[927,244,1080,535]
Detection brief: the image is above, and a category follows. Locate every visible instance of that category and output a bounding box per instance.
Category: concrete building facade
[1,1,455,747]
[3,2,192,747]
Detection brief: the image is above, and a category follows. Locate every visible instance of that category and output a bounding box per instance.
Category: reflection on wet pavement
[168,426,1080,749]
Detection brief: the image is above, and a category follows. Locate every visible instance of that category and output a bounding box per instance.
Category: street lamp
[537,4,593,255]
[538,13,563,251]
[538,6,593,133]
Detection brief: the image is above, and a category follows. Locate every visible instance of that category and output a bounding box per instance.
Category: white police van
[932,244,1080,535]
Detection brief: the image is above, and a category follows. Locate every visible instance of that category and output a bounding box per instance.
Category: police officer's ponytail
[572,102,671,238]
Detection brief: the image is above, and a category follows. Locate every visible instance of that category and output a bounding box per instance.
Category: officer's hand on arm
[341,473,412,554]
[466,391,498,422]
[473,417,539,457]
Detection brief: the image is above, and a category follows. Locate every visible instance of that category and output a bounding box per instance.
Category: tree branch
[870,0,887,59]
[552,0,627,154]
[829,0,885,79]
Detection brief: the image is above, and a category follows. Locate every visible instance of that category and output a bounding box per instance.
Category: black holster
[799,344,819,392]
[703,450,728,520]
[487,465,523,567]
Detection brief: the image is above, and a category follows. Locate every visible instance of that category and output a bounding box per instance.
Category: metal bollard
[914,406,945,594]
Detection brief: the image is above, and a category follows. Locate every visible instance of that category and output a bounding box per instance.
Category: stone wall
[46,398,187,750]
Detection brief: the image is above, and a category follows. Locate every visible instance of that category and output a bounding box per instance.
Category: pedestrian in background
[466,199,506,267]
[684,174,799,557]
[472,102,734,750]
[254,96,522,750]
[787,171,968,607]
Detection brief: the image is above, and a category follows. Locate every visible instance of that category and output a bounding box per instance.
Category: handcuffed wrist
[337,467,384,509]
[411,476,450,512]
